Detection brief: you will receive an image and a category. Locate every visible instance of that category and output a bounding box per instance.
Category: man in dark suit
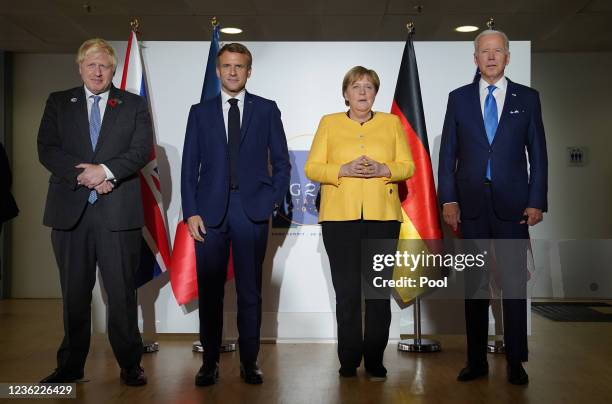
[181,43,290,386]
[37,38,152,386]
[438,30,547,385]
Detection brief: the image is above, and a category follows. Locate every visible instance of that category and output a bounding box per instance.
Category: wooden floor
[1,299,611,404]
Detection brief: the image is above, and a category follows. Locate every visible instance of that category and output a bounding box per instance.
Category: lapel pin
[511,93,517,97]
[70,97,77,103]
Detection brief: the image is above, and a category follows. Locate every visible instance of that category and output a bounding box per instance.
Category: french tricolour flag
[120,30,172,287]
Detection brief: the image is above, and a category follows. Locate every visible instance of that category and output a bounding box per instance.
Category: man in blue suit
[181,43,290,386]
[438,30,547,385]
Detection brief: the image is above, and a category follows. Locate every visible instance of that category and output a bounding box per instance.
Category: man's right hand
[187,215,206,242]
[442,202,461,232]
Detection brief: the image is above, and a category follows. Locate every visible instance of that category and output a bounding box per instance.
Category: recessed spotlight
[455,25,479,33]
[220,27,243,35]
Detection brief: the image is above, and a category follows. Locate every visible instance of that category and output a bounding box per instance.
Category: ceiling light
[221,27,243,35]
[455,25,479,33]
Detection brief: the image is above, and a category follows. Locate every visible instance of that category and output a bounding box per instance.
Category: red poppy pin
[108,98,122,108]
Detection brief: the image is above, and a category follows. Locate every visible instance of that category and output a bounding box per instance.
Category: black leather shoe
[240,362,263,385]
[507,363,529,385]
[195,363,219,386]
[120,365,147,386]
[365,365,387,381]
[457,363,489,381]
[338,366,357,377]
[40,369,83,383]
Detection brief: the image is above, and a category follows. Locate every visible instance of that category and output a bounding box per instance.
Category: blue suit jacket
[438,78,548,221]
[181,91,291,227]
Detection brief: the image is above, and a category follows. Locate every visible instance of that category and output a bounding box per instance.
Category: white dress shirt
[479,76,507,121]
[221,89,245,141]
[83,85,114,180]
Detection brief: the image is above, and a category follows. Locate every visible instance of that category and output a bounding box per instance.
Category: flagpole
[122,17,161,354]
[480,16,506,355]
[394,21,441,353]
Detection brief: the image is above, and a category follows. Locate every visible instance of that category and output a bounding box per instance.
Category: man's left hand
[95,180,114,195]
[76,163,107,188]
[521,207,543,226]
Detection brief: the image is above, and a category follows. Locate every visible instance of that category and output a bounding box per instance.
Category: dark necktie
[228,98,240,188]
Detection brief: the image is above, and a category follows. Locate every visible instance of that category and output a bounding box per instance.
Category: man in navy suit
[181,43,290,386]
[438,30,547,385]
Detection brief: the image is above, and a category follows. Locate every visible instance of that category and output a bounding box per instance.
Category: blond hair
[342,66,380,106]
[76,38,117,70]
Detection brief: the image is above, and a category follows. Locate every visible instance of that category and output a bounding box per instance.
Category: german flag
[390,27,443,304]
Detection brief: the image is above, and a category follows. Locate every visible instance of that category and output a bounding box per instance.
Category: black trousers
[51,204,143,373]
[195,191,269,364]
[460,185,529,365]
[321,220,400,369]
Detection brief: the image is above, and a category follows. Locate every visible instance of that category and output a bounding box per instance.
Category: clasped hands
[339,155,390,178]
[75,163,114,195]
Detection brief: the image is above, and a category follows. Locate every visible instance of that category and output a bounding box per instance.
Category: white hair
[474,29,510,52]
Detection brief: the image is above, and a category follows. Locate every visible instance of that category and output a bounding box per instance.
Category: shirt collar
[221,89,246,105]
[84,85,110,102]
[479,76,507,93]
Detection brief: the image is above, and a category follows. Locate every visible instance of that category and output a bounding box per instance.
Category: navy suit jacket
[181,91,291,227]
[438,78,548,221]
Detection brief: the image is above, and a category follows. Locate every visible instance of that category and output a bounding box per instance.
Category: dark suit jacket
[0,142,19,223]
[438,78,548,221]
[181,91,291,227]
[37,85,152,231]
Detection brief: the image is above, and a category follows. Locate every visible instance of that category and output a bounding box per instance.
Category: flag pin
[70,97,77,102]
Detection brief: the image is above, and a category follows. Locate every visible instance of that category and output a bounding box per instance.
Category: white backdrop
[90,41,530,339]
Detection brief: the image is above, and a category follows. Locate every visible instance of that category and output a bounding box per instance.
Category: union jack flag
[120,30,171,286]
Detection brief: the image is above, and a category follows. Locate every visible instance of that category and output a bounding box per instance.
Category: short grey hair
[474,29,510,52]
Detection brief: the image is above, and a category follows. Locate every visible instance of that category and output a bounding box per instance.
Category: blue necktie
[484,85,498,180]
[88,95,101,204]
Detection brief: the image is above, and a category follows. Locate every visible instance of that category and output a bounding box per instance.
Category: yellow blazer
[305,112,415,222]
